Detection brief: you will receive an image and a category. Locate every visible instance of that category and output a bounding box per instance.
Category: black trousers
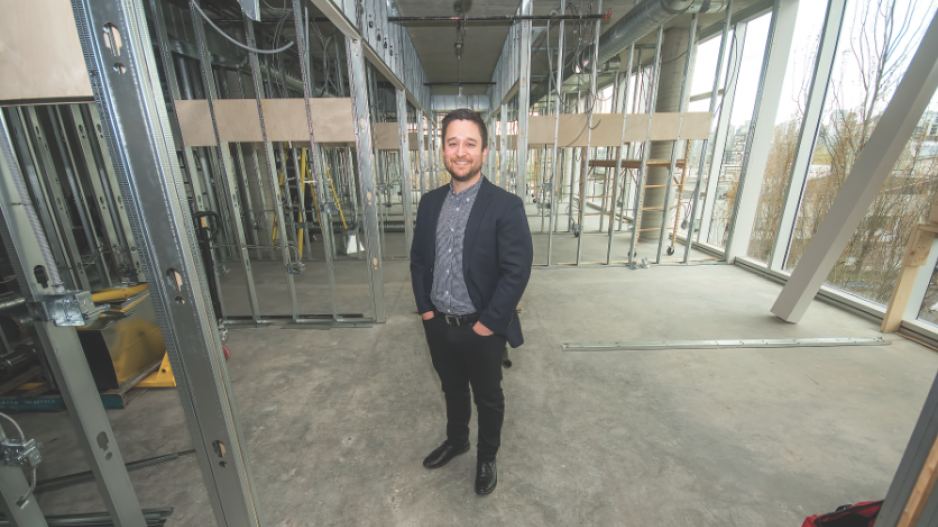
[423,315,506,462]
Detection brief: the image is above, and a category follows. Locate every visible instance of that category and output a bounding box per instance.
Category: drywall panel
[0,0,94,103]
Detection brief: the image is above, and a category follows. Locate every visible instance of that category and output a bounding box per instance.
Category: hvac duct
[591,0,727,68]
[532,0,726,105]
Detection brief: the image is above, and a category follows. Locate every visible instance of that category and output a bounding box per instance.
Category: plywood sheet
[261,98,355,143]
[373,123,418,150]
[496,136,518,149]
[176,98,357,145]
[214,100,261,143]
[528,112,711,146]
[175,100,216,147]
[0,0,94,103]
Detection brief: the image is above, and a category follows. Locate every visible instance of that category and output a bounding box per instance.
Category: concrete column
[640,27,696,240]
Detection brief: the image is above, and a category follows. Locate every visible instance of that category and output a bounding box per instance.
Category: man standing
[411,109,533,495]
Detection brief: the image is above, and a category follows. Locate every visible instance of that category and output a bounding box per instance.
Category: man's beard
[446,159,483,182]
[447,166,482,183]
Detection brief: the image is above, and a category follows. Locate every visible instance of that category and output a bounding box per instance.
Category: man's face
[443,119,488,183]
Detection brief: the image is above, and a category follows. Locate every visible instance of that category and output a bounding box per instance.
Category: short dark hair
[441,109,488,149]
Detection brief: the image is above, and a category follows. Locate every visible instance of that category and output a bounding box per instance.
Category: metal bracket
[322,202,340,215]
[1,437,42,468]
[29,291,107,327]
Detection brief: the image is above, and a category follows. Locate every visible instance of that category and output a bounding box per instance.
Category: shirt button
[456,208,460,211]
[448,248,452,252]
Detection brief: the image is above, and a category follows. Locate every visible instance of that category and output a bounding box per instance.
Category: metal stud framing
[0,108,147,526]
[70,1,262,525]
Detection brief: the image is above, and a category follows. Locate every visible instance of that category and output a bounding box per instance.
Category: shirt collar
[449,175,483,200]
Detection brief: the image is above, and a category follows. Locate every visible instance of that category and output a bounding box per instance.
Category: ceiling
[393,0,765,97]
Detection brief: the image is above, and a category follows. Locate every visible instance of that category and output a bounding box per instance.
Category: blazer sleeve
[479,196,533,333]
[410,195,435,315]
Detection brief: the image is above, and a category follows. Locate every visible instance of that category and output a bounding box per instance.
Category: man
[410,108,533,495]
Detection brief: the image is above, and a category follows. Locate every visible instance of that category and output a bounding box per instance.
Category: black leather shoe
[475,460,497,495]
[422,441,470,469]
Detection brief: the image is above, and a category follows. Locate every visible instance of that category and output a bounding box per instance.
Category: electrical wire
[0,412,37,507]
[191,0,294,54]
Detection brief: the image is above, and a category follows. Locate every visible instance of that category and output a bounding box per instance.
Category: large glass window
[785,0,938,306]
[706,13,772,248]
[745,1,829,262]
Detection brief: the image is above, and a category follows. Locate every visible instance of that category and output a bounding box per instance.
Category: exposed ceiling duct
[591,0,728,69]
[529,0,727,106]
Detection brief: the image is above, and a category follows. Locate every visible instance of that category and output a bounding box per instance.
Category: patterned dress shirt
[430,177,483,315]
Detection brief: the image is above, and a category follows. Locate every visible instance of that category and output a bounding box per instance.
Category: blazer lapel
[463,176,493,276]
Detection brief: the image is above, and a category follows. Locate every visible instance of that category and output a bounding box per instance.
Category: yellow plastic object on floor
[91,284,148,303]
[137,352,176,388]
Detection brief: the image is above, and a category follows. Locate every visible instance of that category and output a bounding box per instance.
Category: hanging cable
[0,412,37,507]
[191,1,294,54]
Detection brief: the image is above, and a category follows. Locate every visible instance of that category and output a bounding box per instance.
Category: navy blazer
[411,176,533,348]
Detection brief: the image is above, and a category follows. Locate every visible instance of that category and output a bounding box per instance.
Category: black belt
[434,310,479,327]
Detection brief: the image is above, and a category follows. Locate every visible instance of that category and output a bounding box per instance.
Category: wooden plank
[529,113,710,146]
[176,99,357,145]
[0,0,94,104]
[213,99,261,143]
[883,225,937,332]
[262,98,355,143]
[175,99,216,147]
[896,431,938,527]
[589,159,687,169]
[373,122,417,150]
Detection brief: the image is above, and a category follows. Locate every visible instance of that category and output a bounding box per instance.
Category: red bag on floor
[802,501,883,527]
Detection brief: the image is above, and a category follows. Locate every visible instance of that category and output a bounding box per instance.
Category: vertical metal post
[500,104,509,189]
[5,108,75,290]
[47,106,113,286]
[684,0,733,263]
[516,0,533,198]
[397,90,415,253]
[628,27,665,267]
[66,106,126,277]
[190,0,264,323]
[655,15,697,263]
[347,37,387,322]
[575,0,603,265]
[767,0,847,270]
[1,110,146,527]
[72,0,264,524]
[725,0,800,262]
[607,44,636,264]
[0,418,47,526]
[243,17,303,322]
[547,0,566,265]
[290,0,339,321]
[84,105,146,281]
[417,113,426,194]
[697,22,746,244]
[21,107,92,290]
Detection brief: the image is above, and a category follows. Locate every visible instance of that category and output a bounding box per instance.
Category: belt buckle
[444,314,460,326]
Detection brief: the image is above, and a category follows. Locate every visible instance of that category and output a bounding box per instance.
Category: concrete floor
[14,261,938,526]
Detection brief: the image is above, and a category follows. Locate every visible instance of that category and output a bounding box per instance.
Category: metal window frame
[724,0,800,262]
